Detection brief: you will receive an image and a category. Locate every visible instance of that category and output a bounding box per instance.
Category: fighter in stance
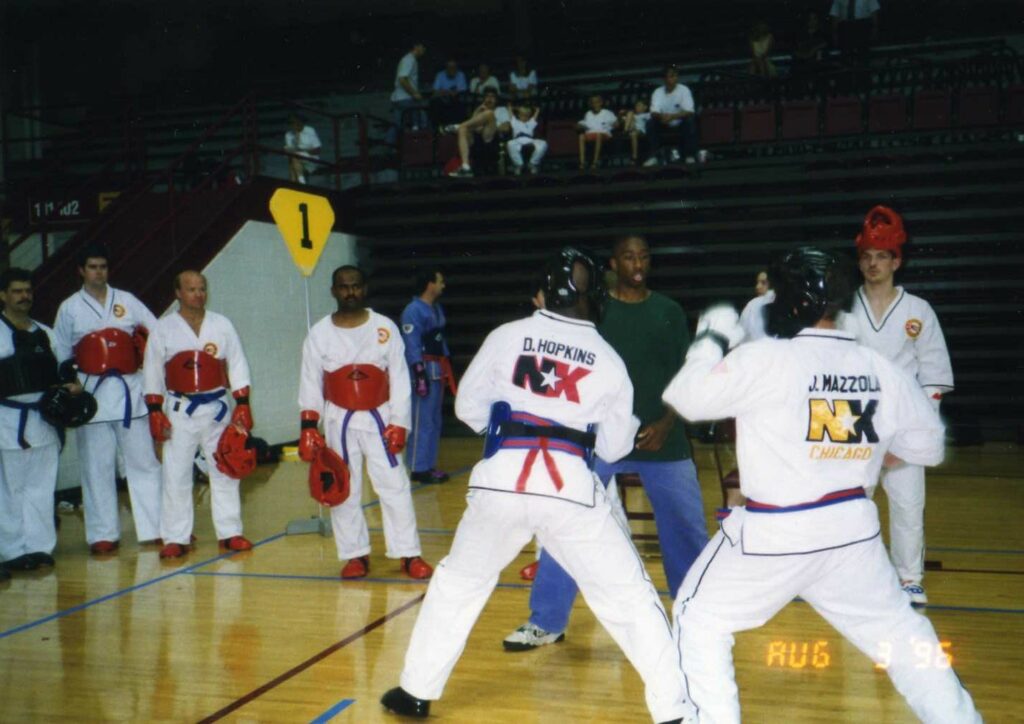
[143,271,254,559]
[381,248,696,723]
[839,205,953,605]
[54,244,162,554]
[663,247,979,723]
[298,265,433,580]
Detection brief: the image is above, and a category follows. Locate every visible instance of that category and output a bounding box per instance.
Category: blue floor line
[0,532,287,641]
[928,546,1024,555]
[310,698,355,723]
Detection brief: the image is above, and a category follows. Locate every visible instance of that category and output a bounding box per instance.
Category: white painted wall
[57,217,359,489]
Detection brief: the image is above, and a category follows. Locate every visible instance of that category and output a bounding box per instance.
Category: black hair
[76,243,110,269]
[664,64,679,76]
[611,234,649,257]
[332,264,366,286]
[413,268,443,295]
[0,267,32,292]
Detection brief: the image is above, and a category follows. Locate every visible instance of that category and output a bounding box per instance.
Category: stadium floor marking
[0,468,471,642]
[197,595,424,723]
[0,532,287,641]
[310,698,355,724]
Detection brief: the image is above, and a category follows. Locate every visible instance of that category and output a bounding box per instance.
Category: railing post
[333,116,341,192]
[359,114,370,187]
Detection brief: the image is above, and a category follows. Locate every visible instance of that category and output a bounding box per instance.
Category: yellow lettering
[788,641,808,668]
[767,641,786,666]
[812,641,831,668]
[808,399,856,442]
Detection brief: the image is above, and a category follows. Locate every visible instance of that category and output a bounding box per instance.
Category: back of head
[766,247,854,338]
[538,247,604,322]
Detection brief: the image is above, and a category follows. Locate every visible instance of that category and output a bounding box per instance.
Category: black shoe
[381,687,430,718]
[2,554,40,571]
[29,552,55,568]
[411,469,449,485]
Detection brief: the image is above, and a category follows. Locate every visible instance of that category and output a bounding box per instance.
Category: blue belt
[171,389,228,421]
[746,487,866,514]
[90,370,133,428]
[0,397,38,449]
[340,408,398,469]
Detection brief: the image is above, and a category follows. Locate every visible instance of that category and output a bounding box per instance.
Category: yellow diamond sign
[269,188,335,277]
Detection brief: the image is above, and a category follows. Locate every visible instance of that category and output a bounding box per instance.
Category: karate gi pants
[673,525,980,724]
[399,486,693,723]
[531,457,708,634]
[0,445,59,559]
[407,378,442,474]
[328,427,422,560]
[880,462,926,583]
[77,417,161,544]
[159,398,242,545]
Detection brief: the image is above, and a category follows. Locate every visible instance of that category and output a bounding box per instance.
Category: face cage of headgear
[765,247,854,338]
[538,247,605,322]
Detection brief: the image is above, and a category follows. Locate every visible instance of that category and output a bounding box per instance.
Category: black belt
[497,421,595,449]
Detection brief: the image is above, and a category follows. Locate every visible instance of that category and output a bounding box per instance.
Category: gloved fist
[231,386,253,430]
[145,394,172,442]
[299,410,325,462]
[693,304,745,354]
[383,424,407,454]
[412,362,429,398]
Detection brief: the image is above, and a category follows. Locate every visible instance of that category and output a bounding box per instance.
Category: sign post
[270,188,336,537]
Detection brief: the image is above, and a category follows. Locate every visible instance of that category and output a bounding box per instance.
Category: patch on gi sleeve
[402,323,415,334]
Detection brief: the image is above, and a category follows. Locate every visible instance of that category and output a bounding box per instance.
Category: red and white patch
[377,327,390,344]
[905,319,922,339]
[113,304,126,318]
[203,342,219,356]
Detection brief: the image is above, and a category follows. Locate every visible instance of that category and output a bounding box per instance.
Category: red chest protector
[323,364,389,410]
[75,328,139,375]
[165,350,228,393]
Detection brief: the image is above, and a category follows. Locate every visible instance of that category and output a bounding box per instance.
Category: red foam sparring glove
[299,410,326,463]
[132,325,149,367]
[145,394,172,442]
[231,386,253,430]
[383,424,407,455]
[412,362,429,398]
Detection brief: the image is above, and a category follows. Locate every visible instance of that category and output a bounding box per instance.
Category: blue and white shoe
[902,581,928,607]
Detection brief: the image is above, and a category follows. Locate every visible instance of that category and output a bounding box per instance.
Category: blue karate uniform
[400,298,451,474]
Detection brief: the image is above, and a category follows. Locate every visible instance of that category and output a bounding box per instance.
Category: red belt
[423,354,458,396]
[746,487,866,514]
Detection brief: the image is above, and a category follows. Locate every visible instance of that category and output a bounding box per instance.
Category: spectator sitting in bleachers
[445,89,502,178]
[469,63,501,98]
[509,55,538,100]
[431,58,468,126]
[748,21,778,78]
[577,94,619,171]
[792,11,829,75]
[284,114,322,185]
[506,103,547,175]
[387,41,428,145]
[644,65,698,167]
[619,99,652,165]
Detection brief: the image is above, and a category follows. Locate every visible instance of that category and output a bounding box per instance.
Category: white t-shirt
[650,84,695,127]
[633,111,651,134]
[829,0,880,20]
[470,75,501,94]
[390,52,419,102]
[581,108,617,134]
[284,126,322,157]
[494,106,512,127]
[510,69,537,91]
[510,117,538,139]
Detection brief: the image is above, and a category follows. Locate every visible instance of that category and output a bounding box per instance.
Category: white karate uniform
[738,289,774,342]
[663,328,979,724]
[506,116,548,168]
[399,309,694,723]
[54,287,162,545]
[299,310,422,561]
[0,319,60,560]
[839,286,953,583]
[143,310,251,545]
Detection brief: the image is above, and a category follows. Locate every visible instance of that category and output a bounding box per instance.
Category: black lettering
[523,337,534,352]
[850,399,879,443]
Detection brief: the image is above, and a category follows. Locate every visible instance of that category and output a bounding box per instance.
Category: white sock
[461,164,470,171]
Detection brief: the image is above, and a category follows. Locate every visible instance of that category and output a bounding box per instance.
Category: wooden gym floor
[1,439,1020,722]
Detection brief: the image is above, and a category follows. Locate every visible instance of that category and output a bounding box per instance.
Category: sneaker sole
[502,633,565,652]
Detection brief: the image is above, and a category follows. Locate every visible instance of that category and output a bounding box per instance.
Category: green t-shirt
[598,291,691,462]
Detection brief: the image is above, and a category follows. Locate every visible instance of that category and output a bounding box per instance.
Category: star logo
[539,367,559,390]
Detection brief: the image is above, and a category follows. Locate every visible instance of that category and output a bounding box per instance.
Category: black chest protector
[0,314,60,398]
[422,326,447,356]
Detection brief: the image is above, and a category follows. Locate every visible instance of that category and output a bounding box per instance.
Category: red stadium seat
[739,103,776,143]
[436,133,458,167]
[824,96,863,136]
[780,100,819,140]
[1007,84,1024,125]
[400,130,434,167]
[699,107,735,146]
[957,86,999,127]
[868,94,908,133]
[545,119,580,157]
[913,89,952,130]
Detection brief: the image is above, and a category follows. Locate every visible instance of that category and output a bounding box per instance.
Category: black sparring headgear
[538,247,605,322]
[766,247,854,339]
[38,387,98,428]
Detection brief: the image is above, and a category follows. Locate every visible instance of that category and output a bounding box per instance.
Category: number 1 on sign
[299,203,312,249]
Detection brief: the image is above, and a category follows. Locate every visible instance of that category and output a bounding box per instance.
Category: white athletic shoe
[902,581,928,607]
[447,166,473,178]
[440,124,460,134]
[502,622,565,652]
[669,148,682,162]
[642,156,660,167]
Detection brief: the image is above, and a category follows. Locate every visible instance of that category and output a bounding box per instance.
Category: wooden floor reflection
[1,439,1020,722]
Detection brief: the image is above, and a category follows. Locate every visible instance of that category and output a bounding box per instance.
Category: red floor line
[196,592,426,723]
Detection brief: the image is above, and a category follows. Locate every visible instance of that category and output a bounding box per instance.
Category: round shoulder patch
[112,304,126,318]
[377,327,391,344]
[402,323,414,335]
[203,342,219,356]
[905,319,922,339]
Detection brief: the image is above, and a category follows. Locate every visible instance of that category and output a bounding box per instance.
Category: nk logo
[513,355,591,403]
[806,399,879,443]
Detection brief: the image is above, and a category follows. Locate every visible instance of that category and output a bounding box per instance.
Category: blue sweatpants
[530,457,708,634]
[407,377,442,474]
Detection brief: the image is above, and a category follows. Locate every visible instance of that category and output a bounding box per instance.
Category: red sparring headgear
[214,424,258,479]
[308,446,350,507]
[855,205,906,258]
